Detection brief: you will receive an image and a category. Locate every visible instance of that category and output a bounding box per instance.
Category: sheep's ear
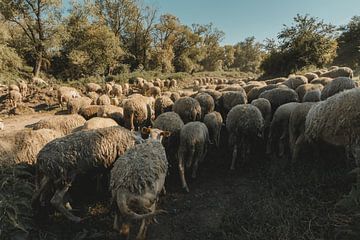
[160,131,171,138]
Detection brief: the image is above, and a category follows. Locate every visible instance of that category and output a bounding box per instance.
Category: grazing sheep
[247,84,278,102]
[57,86,80,108]
[153,112,184,134]
[82,117,118,130]
[265,77,287,85]
[67,97,92,114]
[86,91,99,105]
[111,84,123,97]
[97,94,111,105]
[267,102,300,157]
[123,95,152,130]
[85,83,102,93]
[79,105,102,120]
[14,129,61,165]
[195,93,215,119]
[18,80,28,97]
[204,111,223,148]
[310,77,333,86]
[110,139,167,240]
[30,114,86,136]
[169,79,177,88]
[251,98,272,136]
[172,97,202,124]
[170,92,181,102]
[97,105,124,125]
[320,67,353,79]
[218,90,247,118]
[178,122,209,192]
[148,86,161,98]
[104,83,113,95]
[283,75,308,90]
[259,88,299,114]
[154,96,173,118]
[8,90,22,107]
[226,104,264,170]
[289,102,317,164]
[304,73,318,82]
[295,83,323,102]
[33,126,137,222]
[303,90,321,102]
[320,77,356,100]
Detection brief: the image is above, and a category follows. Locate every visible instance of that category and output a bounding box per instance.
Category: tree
[232,37,263,73]
[0,0,62,77]
[334,16,360,69]
[261,14,337,76]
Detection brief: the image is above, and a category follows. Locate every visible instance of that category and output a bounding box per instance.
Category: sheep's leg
[178,151,189,192]
[113,211,120,231]
[136,204,155,240]
[292,135,304,168]
[186,147,195,169]
[230,144,238,170]
[31,176,50,208]
[278,131,286,157]
[50,183,81,222]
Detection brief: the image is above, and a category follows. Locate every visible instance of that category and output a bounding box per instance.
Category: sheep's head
[141,127,170,142]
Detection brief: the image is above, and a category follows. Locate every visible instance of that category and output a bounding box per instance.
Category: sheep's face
[141,127,170,142]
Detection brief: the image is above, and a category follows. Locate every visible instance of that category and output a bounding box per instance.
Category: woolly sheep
[154,96,173,118]
[97,105,124,125]
[170,79,177,88]
[104,83,113,95]
[18,80,28,97]
[97,94,111,105]
[283,75,308,90]
[247,84,278,102]
[219,84,245,92]
[8,90,22,107]
[265,77,287,85]
[320,67,353,79]
[82,117,118,130]
[123,95,152,130]
[226,104,264,170]
[310,77,333,86]
[266,102,300,158]
[320,77,356,100]
[172,97,202,124]
[9,84,20,92]
[148,86,161,98]
[295,83,323,102]
[67,96,92,114]
[170,92,180,102]
[251,98,272,133]
[178,122,209,192]
[85,83,102,93]
[86,91,99,105]
[33,126,137,222]
[57,86,80,108]
[111,84,123,97]
[123,83,130,96]
[79,105,102,120]
[30,114,86,136]
[110,139,167,239]
[195,93,215,119]
[204,111,223,148]
[304,73,318,82]
[32,77,48,85]
[218,90,247,118]
[303,90,321,102]
[259,88,299,114]
[142,82,154,95]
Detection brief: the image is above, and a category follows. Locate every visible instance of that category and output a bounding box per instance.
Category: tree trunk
[33,54,42,77]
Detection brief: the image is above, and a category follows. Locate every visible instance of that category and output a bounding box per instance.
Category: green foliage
[232,37,264,73]
[261,14,338,76]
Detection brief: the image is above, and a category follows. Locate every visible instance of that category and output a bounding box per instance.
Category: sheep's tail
[116,192,165,220]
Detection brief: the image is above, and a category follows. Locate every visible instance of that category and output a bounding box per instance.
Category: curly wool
[155,96,173,118]
[195,93,215,118]
[79,105,102,120]
[85,83,102,93]
[97,94,111,105]
[305,88,360,146]
[310,77,333,86]
[304,73,318,82]
[320,77,356,100]
[320,67,353,79]
[203,111,223,144]
[303,90,321,102]
[247,84,278,102]
[110,140,167,195]
[251,98,272,128]
[153,112,184,134]
[67,97,92,114]
[86,92,99,105]
[37,126,136,181]
[265,77,287,85]
[31,114,86,136]
[295,84,323,102]
[172,97,202,124]
[83,117,118,130]
[123,96,150,129]
[219,91,248,116]
[259,88,299,113]
[283,75,308,90]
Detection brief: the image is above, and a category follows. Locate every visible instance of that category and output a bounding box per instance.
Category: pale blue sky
[144,0,360,44]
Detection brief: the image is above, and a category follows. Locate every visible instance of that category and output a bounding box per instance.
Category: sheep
[195,93,215,120]
[9,84,20,92]
[295,83,324,102]
[86,91,99,105]
[123,95,152,130]
[82,117,118,130]
[226,104,264,170]
[259,88,299,115]
[18,80,28,97]
[97,105,124,125]
[110,138,168,240]
[266,102,300,158]
[289,102,317,164]
[33,126,138,222]
[142,82,154,95]
[57,86,80,108]
[304,73,318,82]
[169,79,177,88]
[67,97,92,114]
[30,114,86,136]
[178,122,209,192]
[104,83,113,95]
[172,97,202,124]
[85,83,102,93]
[219,84,245,92]
[14,129,61,165]
[303,90,321,102]
[251,98,272,137]
[148,86,161,98]
[0,118,3,130]
[111,84,123,97]
[170,92,180,102]
[283,75,308,90]
[247,84,278,102]
[123,83,130,96]
[79,105,102,120]
[8,90,22,107]
[154,96,173,118]
[320,66,353,79]
[320,77,356,100]
[32,77,48,86]
[204,111,223,148]
[218,90,247,119]
[199,89,222,105]
[265,77,287,85]
[97,94,111,105]
[310,77,333,86]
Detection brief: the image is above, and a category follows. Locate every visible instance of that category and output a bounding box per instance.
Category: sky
[144,0,360,45]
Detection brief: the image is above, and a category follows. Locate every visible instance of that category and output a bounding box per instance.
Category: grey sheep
[251,98,272,133]
[178,121,209,192]
[320,77,356,100]
[295,83,323,102]
[204,111,223,148]
[172,97,202,124]
[154,96,173,118]
[247,84,278,102]
[195,93,215,120]
[67,96,92,114]
[265,77,287,85]
[218,90,248,119]
[259,88,299,114]
[310,77,333,86]
[304,72,319,82]
[283,75,308,90]
[303,90,321,102]
[30,114,86,136]
[226,104,264,170]
[320,66,353,79]
[110,138,167,240]
[33,126,138,222]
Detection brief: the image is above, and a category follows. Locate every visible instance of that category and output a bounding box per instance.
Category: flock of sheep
[0,65,358,239]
